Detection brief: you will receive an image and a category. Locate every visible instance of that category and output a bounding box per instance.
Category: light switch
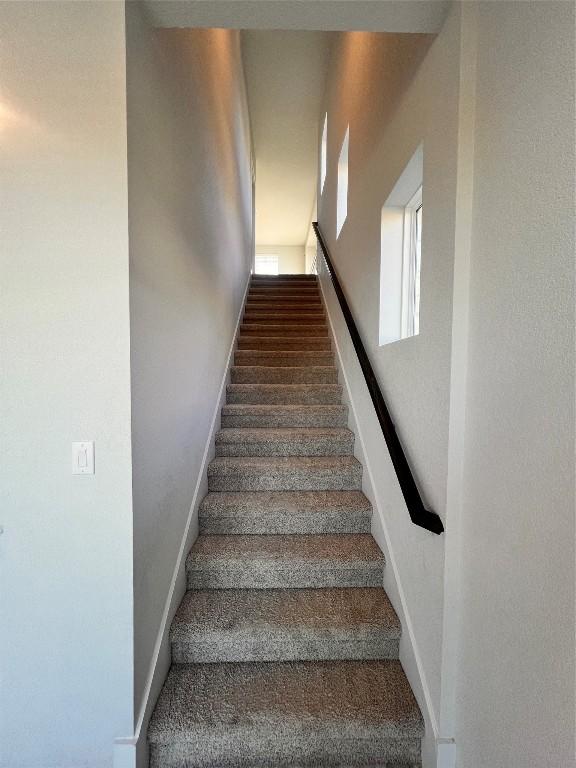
[72,441,95,475]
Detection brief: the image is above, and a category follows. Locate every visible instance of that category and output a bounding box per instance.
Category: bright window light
[320,113,328,194]
[255,254,279,275]
[401,187,422,338]
[336,127,349,238]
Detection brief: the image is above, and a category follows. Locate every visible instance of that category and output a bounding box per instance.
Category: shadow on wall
[149,25,253,274]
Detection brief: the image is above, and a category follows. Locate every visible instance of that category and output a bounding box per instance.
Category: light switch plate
[72,441,95,475]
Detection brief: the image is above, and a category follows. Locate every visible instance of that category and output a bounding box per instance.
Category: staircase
[148,274,424,767]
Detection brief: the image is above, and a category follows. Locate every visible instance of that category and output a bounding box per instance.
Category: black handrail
[313,222,444,535]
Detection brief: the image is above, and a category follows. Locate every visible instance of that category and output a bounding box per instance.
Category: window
[379,145,423,345]
[320,113,328,194]
[255,254,279,275]
[401,187,422,338]
[336,127,349,238]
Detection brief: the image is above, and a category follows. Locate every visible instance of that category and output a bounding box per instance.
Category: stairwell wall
[124,2,253,745]
[0,2,134,766]
[317,8,461,749]
[454,4,575,767]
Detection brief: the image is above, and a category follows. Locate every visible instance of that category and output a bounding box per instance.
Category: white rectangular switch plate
[72,441,95,475]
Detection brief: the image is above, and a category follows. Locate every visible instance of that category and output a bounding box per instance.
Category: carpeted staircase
[148,274,424,767]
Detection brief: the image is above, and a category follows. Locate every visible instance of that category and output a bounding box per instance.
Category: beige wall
[317,15,460,754]
[454,3,575,767]
[318,4,575,767]
[125,4,253,753]
[256,244,306,274]
[0,2,134,766]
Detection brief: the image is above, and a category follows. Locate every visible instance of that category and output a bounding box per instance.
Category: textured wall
[125,4,253,729]
[0,2,133,765]
[455,3,575,767]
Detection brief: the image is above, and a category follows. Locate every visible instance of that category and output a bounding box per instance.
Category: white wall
[243,30,333,247]
[454,3,575,767]
[125,2,253,748]
[317,14,460,746]
[318,4,575,767]
[0,2,134,766]
[256,245,305,274]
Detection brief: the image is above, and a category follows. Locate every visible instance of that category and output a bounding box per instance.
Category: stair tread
[148,659,424,741]
[238,334,332,352]
[187,532,378,588]
[249,288,320,293]
[230,367,338,385]
[236,351,333,361]
[199,490,371,534]
[200,490,370,516]
[231,365,336,371]
[188,533,382,563]
[226,383,343,405]
[172,587,400,637]
[228,383,341,389]
[240,324,328,335]
[216,427,354,439]
[215,427,354,456]
[222,404,346,415]
[243,315,326,323]
[209,455,362,472]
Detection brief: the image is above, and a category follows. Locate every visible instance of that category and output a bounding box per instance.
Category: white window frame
[255,253,279,275]
[379,144,423,346]
[400,186,422,338]
[320,113,328,194]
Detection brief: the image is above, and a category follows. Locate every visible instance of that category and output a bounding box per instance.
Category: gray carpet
[148,275,423,767]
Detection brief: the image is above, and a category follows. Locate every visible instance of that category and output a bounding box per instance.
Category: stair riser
[248,294,320,299]
[245,303,322,312]
[240,324,329,336]
[245,303,322,310]
[243,315,326,324]
[230,367,338,385]
[150,738,421,768]
[199,510,371,535]
[249,288,320,295]
[247,298,321,305]
[238,337,331,351]
[172,633,399,664]
[235,352,333,367]
[226,384,342,405]
[249,288,319,295]
[247,292,321,299]
[247,293,321,301]
[215,434,355,457]
[208,466,362,492]
[251,279,318,285]
[245,307,323,313]
[187,562,383,590]
[251,280,318,285]
[244,316,326,325]
[221,409,347,428]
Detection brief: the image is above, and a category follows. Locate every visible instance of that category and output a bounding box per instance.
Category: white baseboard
[317,273,441,767]
[113,274,251,768]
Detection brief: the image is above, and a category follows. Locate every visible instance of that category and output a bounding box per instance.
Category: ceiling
[242,30,332,246]
[146,1,451,33]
